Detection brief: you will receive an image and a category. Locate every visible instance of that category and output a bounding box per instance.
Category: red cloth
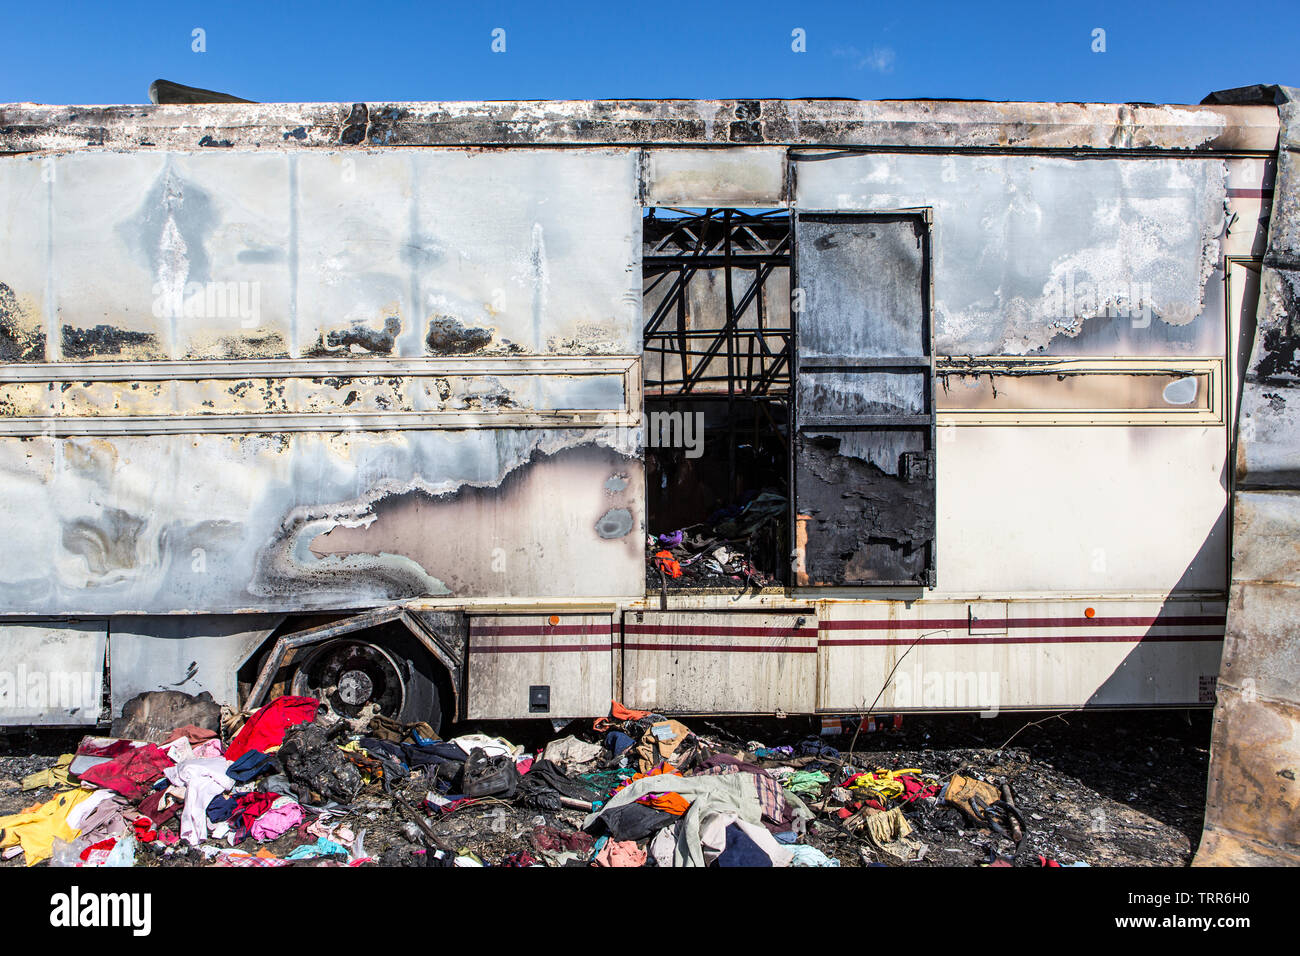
[80,837,118,863]
[898,774,939,803]
[77,743,174,799]
[75,738,137,759]
[229,792,278,833]
[162,725,218,745]
[136,788,180,827]
[225,696,319,761]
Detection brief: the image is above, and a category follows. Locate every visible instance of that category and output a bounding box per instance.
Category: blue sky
[2,0,1295,106]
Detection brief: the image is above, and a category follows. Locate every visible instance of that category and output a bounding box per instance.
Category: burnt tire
[290,636,443,733]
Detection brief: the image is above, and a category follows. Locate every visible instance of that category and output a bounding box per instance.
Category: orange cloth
[595,700,652,732]
[641,792,691,816]
[611,701,650,722]
[614,764,681,798]
[653,551,682,578]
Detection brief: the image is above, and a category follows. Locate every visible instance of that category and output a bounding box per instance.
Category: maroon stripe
[470,643,611,654]
[625,642,818,654]
[624,624,818,638]
[819,633,1223,647]
[817,615,1224,631]
[471,625,612,637]
[1227,187,1272,198]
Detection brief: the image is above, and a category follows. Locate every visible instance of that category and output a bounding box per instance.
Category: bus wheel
[289,637,441,731]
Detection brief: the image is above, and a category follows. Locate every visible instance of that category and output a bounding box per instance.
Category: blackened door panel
[792,213,936,587]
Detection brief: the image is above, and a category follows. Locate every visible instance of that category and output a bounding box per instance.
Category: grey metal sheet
[108,615,282,712]
[0,621,106,725]
[796,153,1229,357]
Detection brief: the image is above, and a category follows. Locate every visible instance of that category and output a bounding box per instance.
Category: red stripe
[818,633,1223,647]
[1227,187,1271,198]
[471,625,612,636]
[624,624,818,638]
[817,615,1224,631]
[470,643,611,654]
[624,642,818,654]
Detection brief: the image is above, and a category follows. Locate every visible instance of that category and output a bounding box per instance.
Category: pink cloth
[192,739,225,759]
[249,797,304,842]
[594,839,647,868]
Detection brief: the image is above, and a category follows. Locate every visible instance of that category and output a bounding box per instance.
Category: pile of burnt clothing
[0,690,491,868]
[570,703,829,866]
[648,490,786,588]
[749,735,1037,866]
[0,692,368,868]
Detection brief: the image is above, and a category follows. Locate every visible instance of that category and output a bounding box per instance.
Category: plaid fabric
[689,764,788,826]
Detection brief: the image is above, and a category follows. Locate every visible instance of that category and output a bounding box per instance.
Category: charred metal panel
[294,150,639,359]
[1223,157,1275,259]
[816,599,1226,713]
[0,100,1278,153]
[51,151,292,362]
[108,614,282,712]
[792,213,935,587]
[0,149,640,365]
[795,154,1229,357]
[466,614,612,719]
[622,611,817,714]
[0,144,645,614]
[0,362,632,424]
[0,429,642,614]
[642,148,786,206]
[1197,87,1300,866]
[0,621,107,726]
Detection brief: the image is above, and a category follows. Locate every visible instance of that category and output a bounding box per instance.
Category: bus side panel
[621,611,818,714]
[816,598,1226,712]
[0,621,106,726]
[0,149,646,614]
[465,614,613,720]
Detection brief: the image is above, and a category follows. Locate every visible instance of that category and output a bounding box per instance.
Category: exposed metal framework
[642,208,792,399]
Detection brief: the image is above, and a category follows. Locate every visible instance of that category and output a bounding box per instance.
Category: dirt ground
[0,709,1210,868]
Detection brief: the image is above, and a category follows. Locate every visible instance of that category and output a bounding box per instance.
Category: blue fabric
[605,731,636,757]
[715,823,773,867]
[206,794,239,823]
[797,737,840,759]
[226,749,275,783]
[286,836,348,860]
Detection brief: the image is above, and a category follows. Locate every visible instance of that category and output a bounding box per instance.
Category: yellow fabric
[862,806,926,863]
[849,768,923,801]
[0,788,93,866]
[21,754,74,791]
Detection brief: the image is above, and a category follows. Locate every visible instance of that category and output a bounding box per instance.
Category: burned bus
[1,86,1298,863]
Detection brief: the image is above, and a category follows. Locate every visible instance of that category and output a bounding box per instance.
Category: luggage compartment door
[622,610,817,714]
[466,614,613,719]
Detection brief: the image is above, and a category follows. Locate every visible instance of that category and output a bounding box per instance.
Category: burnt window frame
[790,209,937,589]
